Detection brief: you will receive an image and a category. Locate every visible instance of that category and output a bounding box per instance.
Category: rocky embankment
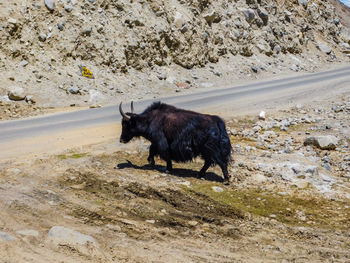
[1,0,350,109]
[227,93,350,199]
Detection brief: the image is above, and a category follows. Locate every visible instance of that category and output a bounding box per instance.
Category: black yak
[119,101,232,183]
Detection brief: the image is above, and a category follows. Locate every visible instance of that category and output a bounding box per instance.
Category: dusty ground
[0,90,349,262]
[1,0,350,110]
[1,0,350,260]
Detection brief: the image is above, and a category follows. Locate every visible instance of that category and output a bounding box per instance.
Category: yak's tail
[215,116,232,164]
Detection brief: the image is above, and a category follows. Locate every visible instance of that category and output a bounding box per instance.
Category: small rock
[317,43,332,54]
[25,95,36,104]
[273,45,281,53]
[8,18,17,24]
[212,186,224,192]
[243,9,255,23]
[47,226,99,256]
[0,231,17,242]
[64,4,73,12]
[19,60,29,67]
[57,23,64,31]
[180,23,189,33]
[106,224,121,231]
[305,166,318,175]
[251,173,267,183]
[291,165,301,174]
[188,220,198,227]
[257,9,268,25]
[175,82,190,89]
[298,0,308,7]
[157,71,167,80]
[146,219,155,224]
[82,27,92,36]
[290,64,298,71]
[251,66,259,73]
[322,162,332,172]
[44,0,56,11]
[203,11,220,25]
[89,89,104,104]
[173,12,184,28]
[69,86,80,95]
[294,180,309,189]
[16,229,39,237]
[259,111,266,120]
[320,173,333,182]
[39,33,47,42]
[179,180,191,188]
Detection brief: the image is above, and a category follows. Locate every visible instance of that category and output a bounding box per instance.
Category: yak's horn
[131,101,134,113]
[119,102,130,120]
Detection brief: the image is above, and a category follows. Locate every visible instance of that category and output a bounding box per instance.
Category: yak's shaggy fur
[119,102,232,182]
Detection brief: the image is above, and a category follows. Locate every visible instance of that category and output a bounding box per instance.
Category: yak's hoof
[147,158,155,166]
[198,172,205,178]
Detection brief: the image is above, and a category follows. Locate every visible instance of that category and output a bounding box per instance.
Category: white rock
[259,111,266,120]
[89,89,104,104]
[188,220,198,226]
[173,12,184,28]
[293,180,309,189]
[304,136,339,150]
[212,186,224,192]
[0,231,17,242]
[64,4,73,12]
[106,224,121,231]
[17,229,39,237]
[317,43,332,54]
[251,173,267,183]
[178,181,191,187]
[8,18,17,24]
[19,60,29,67]
[44,0,55,11]
[8,86,26,101]
[47,226,99,256]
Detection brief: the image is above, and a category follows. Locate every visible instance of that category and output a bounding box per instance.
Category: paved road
[1,66,350,144]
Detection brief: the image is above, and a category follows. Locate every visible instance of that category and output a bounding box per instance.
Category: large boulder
[304,136,339,150]
[317,43,332,54]
[8,86,26,101]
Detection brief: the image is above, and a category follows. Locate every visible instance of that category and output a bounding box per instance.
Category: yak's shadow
[117,160,224,183]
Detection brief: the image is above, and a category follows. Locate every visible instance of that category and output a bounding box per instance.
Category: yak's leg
[147,144,156,166]
[199,160,211,178]
[156,136,172,172]
[218,162,230,184]
[166,159,173,172]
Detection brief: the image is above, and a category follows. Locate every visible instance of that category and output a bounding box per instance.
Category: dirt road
[1,65,350,161]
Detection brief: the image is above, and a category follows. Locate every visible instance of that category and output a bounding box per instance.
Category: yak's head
[119,101,139,143]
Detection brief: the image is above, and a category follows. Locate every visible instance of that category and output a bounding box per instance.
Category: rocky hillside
[0,0,350,108]
[329,0,350,29]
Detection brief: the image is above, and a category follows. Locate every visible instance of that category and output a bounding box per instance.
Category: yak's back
[142,102,178,115]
